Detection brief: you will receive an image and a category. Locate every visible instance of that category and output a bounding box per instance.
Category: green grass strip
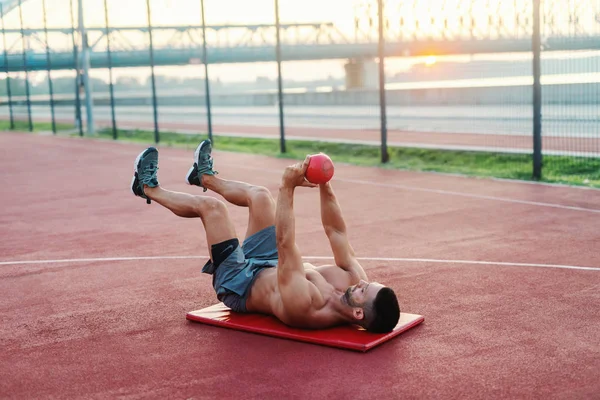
[6,124,599,189]
[91,128,600,189]
[0,119,75,132]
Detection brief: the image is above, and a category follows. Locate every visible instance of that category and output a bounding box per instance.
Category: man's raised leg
[144,186,237,249]
[204,175,275,240]
[186,140,275,240]
[131,146,237,256]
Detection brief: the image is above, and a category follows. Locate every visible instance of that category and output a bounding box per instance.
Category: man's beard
[343,287,358,307]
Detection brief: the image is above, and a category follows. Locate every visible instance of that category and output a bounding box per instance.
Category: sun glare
[425,56,437,66]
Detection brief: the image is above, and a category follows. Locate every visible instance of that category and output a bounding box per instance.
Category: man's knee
[250,186,274,206]
[197,196,228,218]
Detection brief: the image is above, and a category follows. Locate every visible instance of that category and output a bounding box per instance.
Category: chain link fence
[0,0,598,186]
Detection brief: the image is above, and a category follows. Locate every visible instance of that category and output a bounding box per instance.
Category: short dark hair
[365,287,400,333]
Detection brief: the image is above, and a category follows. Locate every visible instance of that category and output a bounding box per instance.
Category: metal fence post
[69,0,83,136]
[532,0,542,179]
[1,4,15,130]
[42,0,56,134]
[78,0,95,134]
[146,0,159,144]
[103,0,117,139]
[200,0,213,143]
[18,0,32,132]
[274,0,286,153]
[377,0,389,163]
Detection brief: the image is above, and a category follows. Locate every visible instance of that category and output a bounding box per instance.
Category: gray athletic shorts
[201,225,278,313]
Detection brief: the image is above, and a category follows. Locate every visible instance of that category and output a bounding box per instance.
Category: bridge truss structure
[0,0,598,71]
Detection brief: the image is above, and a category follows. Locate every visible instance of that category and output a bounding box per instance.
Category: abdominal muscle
[245,263,343,329]
[245,267,281,315]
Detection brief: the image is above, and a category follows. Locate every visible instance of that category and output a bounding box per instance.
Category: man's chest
[304,264,354,291]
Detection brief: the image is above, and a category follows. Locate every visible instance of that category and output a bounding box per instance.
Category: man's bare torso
[246,263,356,329]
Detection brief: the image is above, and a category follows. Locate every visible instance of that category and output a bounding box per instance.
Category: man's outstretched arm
[276,185,303,281]
[276,159,321,311]
[320,182,368,281]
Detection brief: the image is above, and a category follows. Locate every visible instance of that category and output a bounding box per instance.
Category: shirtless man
[130,140,400,333]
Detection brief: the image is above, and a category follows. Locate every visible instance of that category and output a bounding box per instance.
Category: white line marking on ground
[1,255,598,271]
[338,178,600,214]
[305,256,600,271]
[212,162,600,214]
[0,256,202,266]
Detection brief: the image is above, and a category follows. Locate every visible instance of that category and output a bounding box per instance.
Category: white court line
[1,255,598,271]
[338,178,600,214]
[306,256,600,271]
[208,161,600,214]
[0,255,203,266]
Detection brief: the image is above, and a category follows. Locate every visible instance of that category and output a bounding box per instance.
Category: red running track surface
[35,115,600,155]
[1,132,600,399]
[186,303,424,352]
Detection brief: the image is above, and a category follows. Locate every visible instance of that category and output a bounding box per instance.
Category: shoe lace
[199,157,213,170]
[200,152,211,162]
[143,162,158,176]
[207,158,218,174]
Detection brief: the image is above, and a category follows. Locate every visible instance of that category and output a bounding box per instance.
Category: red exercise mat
[186,303,424,352]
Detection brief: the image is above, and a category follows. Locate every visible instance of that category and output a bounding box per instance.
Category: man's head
[341,280,400,333]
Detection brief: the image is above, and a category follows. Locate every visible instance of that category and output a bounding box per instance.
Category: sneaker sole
[185,166,196,185]
[185,140,209,185]
[131,147,156,196]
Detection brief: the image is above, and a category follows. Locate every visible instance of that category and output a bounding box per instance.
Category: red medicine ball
[305,153,335,184]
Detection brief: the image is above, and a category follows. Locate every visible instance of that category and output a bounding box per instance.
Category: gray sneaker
[185,139,218,192]
[131,147,159,204]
